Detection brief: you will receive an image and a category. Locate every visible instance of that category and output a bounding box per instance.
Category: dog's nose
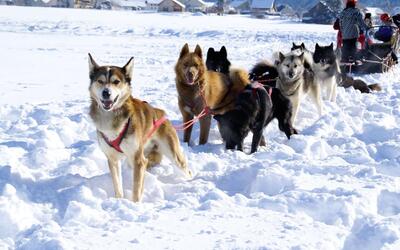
[289,71,295,78]
[102,88,111,99]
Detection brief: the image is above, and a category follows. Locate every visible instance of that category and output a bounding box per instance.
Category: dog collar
[100,118,131,153]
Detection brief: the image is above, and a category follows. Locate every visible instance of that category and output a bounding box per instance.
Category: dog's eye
[285,64,290,68]
[97,79,104,84]
[113,80,120,85]
[294,65,297,68]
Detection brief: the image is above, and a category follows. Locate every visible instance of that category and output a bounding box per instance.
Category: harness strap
[206,82,234,114]
[251,82,272,97]
[173,107,210,131]
[146,116,168,139]
[254,77,278,84]
[100,118,131,153]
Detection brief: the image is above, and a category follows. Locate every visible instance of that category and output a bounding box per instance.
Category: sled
[339,25,399,74]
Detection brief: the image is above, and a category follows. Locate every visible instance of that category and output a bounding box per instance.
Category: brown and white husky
[88,54,192,202]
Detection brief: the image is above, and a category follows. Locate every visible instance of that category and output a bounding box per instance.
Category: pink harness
[252,82,272,97]
[146,116,168,139]
[100,115,168,153]
[100,118,131,153]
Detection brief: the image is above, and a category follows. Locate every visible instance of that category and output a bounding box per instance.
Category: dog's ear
[123,57,134,81]
[279,52,285,62]
[88,53,99,76]
[301,43,305,49]
[194,44,203,59]
[329,42,334,49]
[220,46,227,58]
[179,43,190,59]
[315,43,320,49]
[207,47,215,58]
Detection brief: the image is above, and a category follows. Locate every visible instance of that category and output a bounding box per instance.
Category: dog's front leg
[237,139,244,151]
[329,79,337,102]
[290,97,300,126]
[199,114,211,145]
[310,85,323,116]
[181,110,194,144]
[250,127,264,154]
[107,158,123,198]
[278,113,297,139]
[131,148,148,202]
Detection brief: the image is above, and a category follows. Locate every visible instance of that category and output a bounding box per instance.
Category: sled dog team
[88,42,381,202]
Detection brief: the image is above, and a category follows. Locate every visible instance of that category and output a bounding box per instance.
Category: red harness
[100,118,131,153]
[100,115,168,153]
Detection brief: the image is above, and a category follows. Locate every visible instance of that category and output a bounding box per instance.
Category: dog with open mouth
[175,43,248,145]
[88,54,192,202]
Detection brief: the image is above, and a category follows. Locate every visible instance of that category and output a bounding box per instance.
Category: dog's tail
[368,84,382,92]
[249,61,278,88]
[229,68,250,92]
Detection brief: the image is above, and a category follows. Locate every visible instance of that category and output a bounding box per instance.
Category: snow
[0,5,400,249]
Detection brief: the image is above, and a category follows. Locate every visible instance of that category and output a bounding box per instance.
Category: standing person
[338,0,367,62]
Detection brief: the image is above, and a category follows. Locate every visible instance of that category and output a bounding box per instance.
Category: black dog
[206,46,231,74]
[214,83,297,153]
[206,46,297,153]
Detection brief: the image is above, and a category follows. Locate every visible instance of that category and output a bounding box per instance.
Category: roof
[181,0,206,6]
[250,0,274,9]
[203,1,214,7]
[115,0,146,7]
[159,0,185,8]
[146,0,162,4]
[230,0,247,8]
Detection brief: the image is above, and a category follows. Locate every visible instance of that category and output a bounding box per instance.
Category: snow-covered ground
[1,6,400,250]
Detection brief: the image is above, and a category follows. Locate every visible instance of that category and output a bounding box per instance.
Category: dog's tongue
[103,100,113,110]
[186,75,194,85]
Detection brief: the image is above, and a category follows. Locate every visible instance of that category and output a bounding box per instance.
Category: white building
[180,0,206,12]
[250,0,275,14]
[158,0,184,12]
[115,0,146,10]
[146,0,162,11]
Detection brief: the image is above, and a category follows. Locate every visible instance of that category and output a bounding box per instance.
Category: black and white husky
[312,43,340,102]
[291,43,340,102]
